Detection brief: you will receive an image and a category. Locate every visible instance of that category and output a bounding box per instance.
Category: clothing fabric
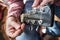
[47,5,60,36]
[47,22,60,36]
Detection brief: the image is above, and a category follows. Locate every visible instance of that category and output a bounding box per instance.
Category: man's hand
[6,0,24,38]
[32,0,54,8]
[6,17,25,38]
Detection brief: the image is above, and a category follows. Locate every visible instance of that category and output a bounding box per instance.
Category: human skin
[6,0,25,38]
[6,0,54,38]
[32,0,54,8]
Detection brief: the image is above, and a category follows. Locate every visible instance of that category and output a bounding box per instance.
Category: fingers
[0,2,6,7]
[32,0,41,8]
[7,25,16,34]
[13,23,25,37]
[14,29,22,35]
[6,17,25,31]
[8,24,25,38]
[10,29,22,38]
[20,23,25,30]
[7,29,21,38]
[6,17,21,30]
[9,26,16,33]
[32,0,46,8]
[6,25,21,38]
[10,21,21,30]
[6,17,25,38]
[32,0,52,8]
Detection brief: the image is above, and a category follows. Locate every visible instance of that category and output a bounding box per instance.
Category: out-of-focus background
[0,0,9,40]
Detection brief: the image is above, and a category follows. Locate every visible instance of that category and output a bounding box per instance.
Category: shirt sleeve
[7,0,24,19]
